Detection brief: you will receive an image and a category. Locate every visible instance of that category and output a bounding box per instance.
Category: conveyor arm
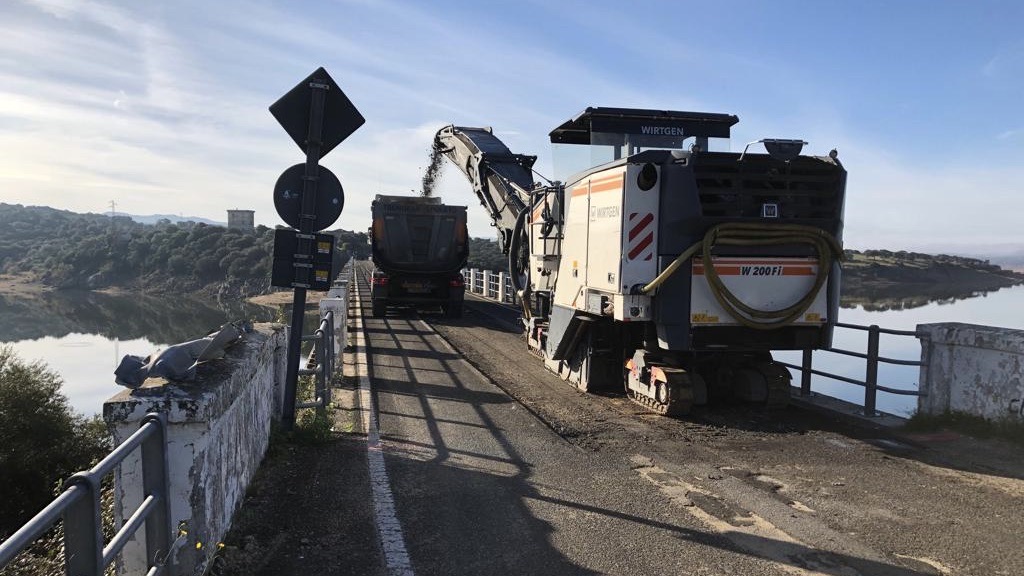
[434,125,537,254]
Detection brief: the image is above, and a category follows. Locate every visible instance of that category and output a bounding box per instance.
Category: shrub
[0,346,110,537]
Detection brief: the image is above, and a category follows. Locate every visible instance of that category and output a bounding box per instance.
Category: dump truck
[369,194,469,318]
[435,107,846,414]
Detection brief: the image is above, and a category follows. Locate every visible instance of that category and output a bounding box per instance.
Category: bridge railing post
[473,269,483,294]
[63,474,102,576]
[497,272,507,302]
[864,324,880,416]
[326,311,334,406]
[140,414,171,571]
[487,270,498,299]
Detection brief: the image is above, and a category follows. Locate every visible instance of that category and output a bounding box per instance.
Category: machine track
[756,361,793,410]
[626,367,698,416]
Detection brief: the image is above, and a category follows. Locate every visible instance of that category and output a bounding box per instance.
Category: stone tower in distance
[227,209,255,232]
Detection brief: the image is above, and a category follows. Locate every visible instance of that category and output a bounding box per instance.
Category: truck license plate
[403,281,431,294]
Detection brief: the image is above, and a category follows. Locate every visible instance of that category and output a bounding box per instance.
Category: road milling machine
[434,107,846,415]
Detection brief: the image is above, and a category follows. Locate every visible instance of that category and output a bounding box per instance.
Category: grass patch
[288,374,334,446]
[904,411,1024,446]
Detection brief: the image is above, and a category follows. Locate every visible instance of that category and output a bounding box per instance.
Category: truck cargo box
[370,194,469,317]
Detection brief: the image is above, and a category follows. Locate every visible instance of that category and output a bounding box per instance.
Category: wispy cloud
[1,0,1022,253]
[996,128,1021,140]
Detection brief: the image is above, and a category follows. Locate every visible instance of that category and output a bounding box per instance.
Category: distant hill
[114,212,225,226]
[839,249,1023,310]
[0,203,369,297]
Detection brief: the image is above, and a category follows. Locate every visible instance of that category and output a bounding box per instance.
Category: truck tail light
[450,275,465,288]
[372,275,389,286]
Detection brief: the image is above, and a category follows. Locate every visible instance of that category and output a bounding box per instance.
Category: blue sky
[1,0,1022,252]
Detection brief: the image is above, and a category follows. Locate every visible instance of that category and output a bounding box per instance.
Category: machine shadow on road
[366,311,940,576]
[454,296,1024,484]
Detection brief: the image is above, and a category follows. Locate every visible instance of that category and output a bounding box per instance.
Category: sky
[1,0,1023,253]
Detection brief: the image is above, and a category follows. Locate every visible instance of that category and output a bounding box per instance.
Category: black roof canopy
[549,106,739,145]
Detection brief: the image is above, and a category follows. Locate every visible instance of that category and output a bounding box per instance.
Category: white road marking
[352,274,415,576]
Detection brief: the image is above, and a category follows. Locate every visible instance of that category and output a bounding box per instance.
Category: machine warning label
[691,313,719,323]
[740,265,784,276]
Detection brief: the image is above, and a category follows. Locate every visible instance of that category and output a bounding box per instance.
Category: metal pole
[317,329,325,403]
[64,473,103,576]
[800,349,812,396]
[864,324,880,416]
[325,311,334,406]
[140,415,171,571]
[283,80,328,430]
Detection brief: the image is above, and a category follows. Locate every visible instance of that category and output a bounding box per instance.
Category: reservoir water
[0,290,275,416]
[2,284,1023,418]
[777,283,1024,416]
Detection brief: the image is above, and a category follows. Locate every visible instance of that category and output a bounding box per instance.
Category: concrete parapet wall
[103,323,288,576]
[918,322,1024,421]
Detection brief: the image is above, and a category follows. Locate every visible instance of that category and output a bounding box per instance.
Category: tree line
[0,203,371,294]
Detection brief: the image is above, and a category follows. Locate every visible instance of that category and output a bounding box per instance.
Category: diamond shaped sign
[269,67,365,159]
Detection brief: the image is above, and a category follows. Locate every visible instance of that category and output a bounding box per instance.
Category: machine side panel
[620,164,661,292]
[585,168,626,293]
[553,180,590,308]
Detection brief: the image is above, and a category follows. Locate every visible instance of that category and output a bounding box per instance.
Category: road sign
[271,229,335,291]
[269,67,365,159]
[273,163,344,231]
[270,66,363,431]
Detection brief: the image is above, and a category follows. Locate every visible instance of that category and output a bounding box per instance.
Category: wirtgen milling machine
[435,107,846,415]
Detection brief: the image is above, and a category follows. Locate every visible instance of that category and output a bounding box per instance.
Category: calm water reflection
[0,291,275,415]
[779,284,1024,416]
[4,283,1023,418]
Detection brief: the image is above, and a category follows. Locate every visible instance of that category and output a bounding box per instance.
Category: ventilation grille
[693,154,843,220]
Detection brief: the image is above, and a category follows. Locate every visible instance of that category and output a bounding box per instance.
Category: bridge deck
[221,261,1024,576]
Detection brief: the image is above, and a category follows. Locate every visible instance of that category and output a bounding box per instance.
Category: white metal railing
[461,268,518,305]
[0,414,172,576]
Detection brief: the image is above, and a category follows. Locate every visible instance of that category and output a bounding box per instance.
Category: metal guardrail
[0,413,172,576]
[462,268,518,305]
[777,322,926,416]
[296,310,335,410]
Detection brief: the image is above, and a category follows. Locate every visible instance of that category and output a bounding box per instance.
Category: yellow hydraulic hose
[640,223,843,331]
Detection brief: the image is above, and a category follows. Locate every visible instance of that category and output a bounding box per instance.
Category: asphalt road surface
[225,262,1024,576]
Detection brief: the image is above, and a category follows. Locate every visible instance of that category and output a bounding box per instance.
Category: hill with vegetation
[2,204,1018,310]
[841,249,1024,310]
[0,203,370,298]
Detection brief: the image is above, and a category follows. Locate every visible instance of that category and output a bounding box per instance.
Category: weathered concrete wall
[103,323,288,576]
[918,322,1024,421]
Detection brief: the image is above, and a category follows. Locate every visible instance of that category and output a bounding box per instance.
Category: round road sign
[273,163,344,231]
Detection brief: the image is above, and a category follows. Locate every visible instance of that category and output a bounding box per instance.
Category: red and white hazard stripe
[627,212,654,261]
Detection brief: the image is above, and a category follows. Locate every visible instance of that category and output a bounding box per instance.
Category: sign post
[270,67,364,430]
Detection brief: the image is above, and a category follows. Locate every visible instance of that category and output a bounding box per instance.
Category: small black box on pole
[271,229,336,291]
